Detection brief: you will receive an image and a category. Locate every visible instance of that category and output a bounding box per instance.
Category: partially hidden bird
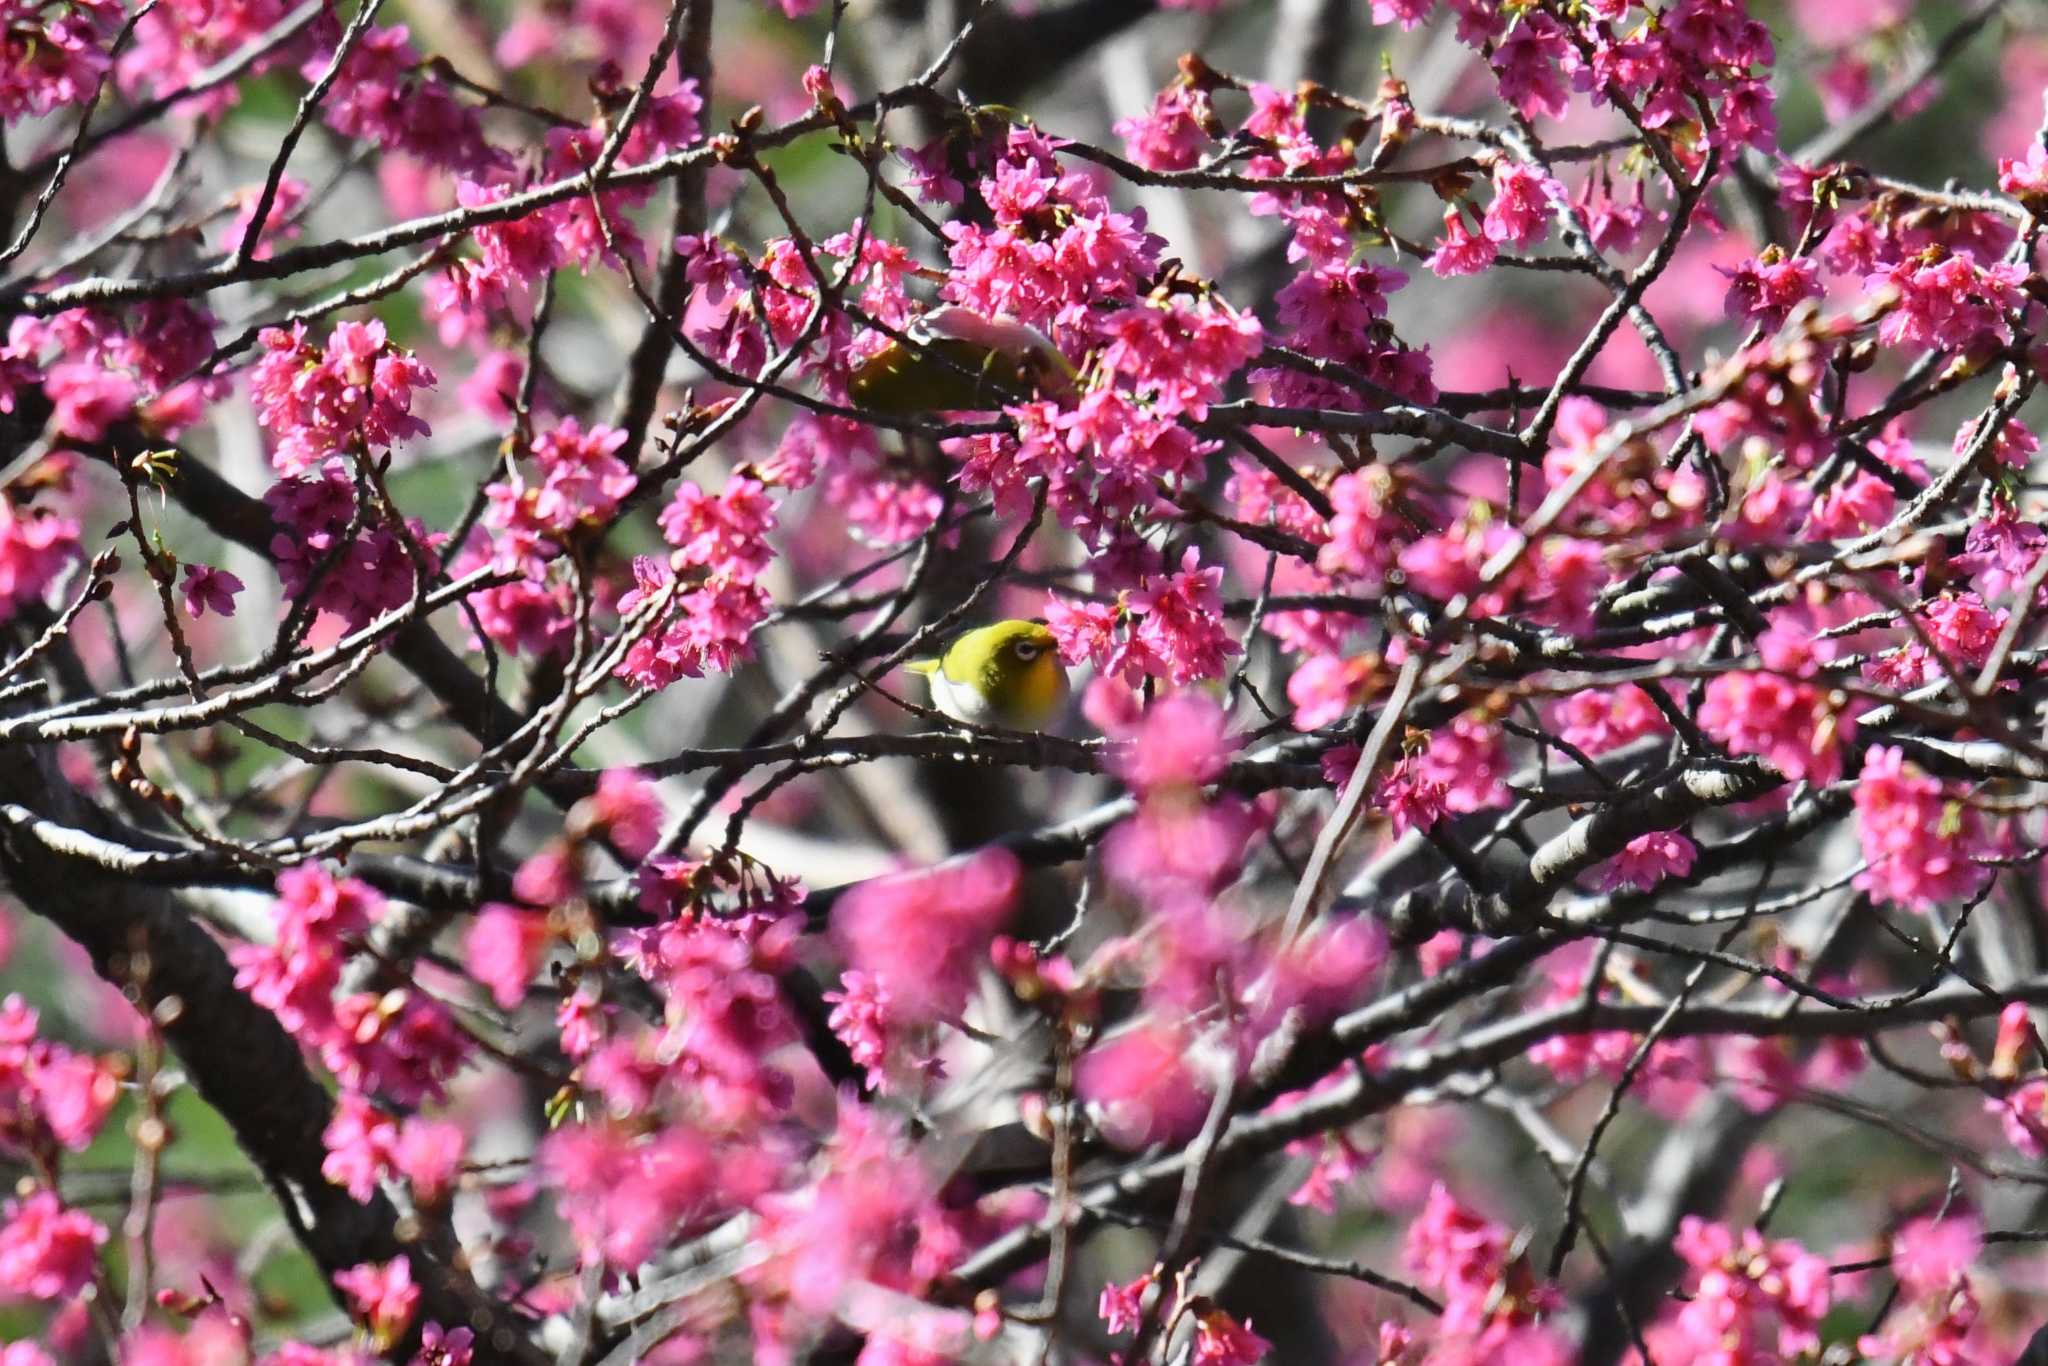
[904,620,1071,730]
[848,307,1074,415]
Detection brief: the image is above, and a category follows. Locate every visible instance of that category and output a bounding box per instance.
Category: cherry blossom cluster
[233,865,470,1107]
[2,0,2048,1362]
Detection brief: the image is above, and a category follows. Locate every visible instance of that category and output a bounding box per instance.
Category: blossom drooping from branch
[231,865,470,1108]
[313,27,504,176]
[249,321,436,475]
[1405,1183,1567,1352]
[614,474,781,691]
[0,0,120,123]
[1859,1212,1999,1362]
[0,1193,106,1302]
[484,418,637,569]
[0,996,118,1157]
[1853,745,1998,912]
[832,847,1019,1027]
[1047,548,1240,687]
[1482,161,1562,251]
[180,564,244,619]
[1699,627,1856,785]
[334,1256,419,1352]
[1644,1217,1832,1362]
[1115,80,1215,172]
[1720,248,1823,328]
[265,459,439,631]
[1426,205,1499,277]
[0,499,81,625]
[1595,830,1700,892]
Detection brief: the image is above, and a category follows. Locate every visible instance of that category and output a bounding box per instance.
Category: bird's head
[938,619,1070,730]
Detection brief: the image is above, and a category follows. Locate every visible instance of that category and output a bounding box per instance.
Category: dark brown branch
[0,754,546,1363]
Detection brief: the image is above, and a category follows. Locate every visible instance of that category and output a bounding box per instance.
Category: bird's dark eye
[1013,641,1041,661]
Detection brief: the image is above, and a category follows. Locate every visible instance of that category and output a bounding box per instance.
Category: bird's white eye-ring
[1014,642,1041,661]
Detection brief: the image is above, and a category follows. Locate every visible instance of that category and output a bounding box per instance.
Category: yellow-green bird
[904,620,1071,729]
[849,307,1075,416]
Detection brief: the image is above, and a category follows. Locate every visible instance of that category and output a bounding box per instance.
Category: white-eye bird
[904,620,1071,729]
[848,307,1074,415]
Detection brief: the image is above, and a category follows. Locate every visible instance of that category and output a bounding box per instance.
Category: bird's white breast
[925,668,996,725]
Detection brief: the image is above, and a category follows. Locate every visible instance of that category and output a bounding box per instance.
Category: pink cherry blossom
[0,499,81,623]
[230,864,383,1044]
[335,1256,420,1348]
[833,848,1019,1025]
[483,418,636,569]
[180,563,244,619]
[0,1,118,123]
[1115,82,1213,172]
[1596,830,1699,892]
[618,909,803,1123]
[1406,1183,1562,1343]
[1372,0,1434,27]
[1853,745,1998,912]
[314,27,503,175]
[1318,465,1406,586]
[465,905,551,1010]
[824,969,893,1090]
[43,361,135,442]
[321,1092,399,1202]
[1190,1309,1271,1365]
[1375,712,1507,834]
[1111,691,1235,794]
[320,989,471,1108]
[1892,1212,1982,1300]
[742,1099,964,1345]
[1097,1270,1154,1334]
[1482,161,1561,250]
[1075,1021,1213,1149]
[1865,591,2009,691]
[1720,249,1822,327]
[0,1193,105,1301]
[1490,16,1572,121]
[544,1122,717,1271]
[383,1131,465,1211]
[659,475,779,580]
[581,769,664,861]
[1122,548,1241,685]
[457,350,526,423]
[22,1047,116,1152]
[1252,260,1433,412]
[412,1323,474,1366]
[2000,141,2048,202]
[1869,250,2027,353]
[265,459,439,630]
[250,321,436,475]
[1652,1217,1831,1360]
[1288,653,1381,731]
[1426,206,1499,277]
[1044,549,1239,686]
[1699,627,1856,785]
[614,559,771,690]
[1806,468,1894,538]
